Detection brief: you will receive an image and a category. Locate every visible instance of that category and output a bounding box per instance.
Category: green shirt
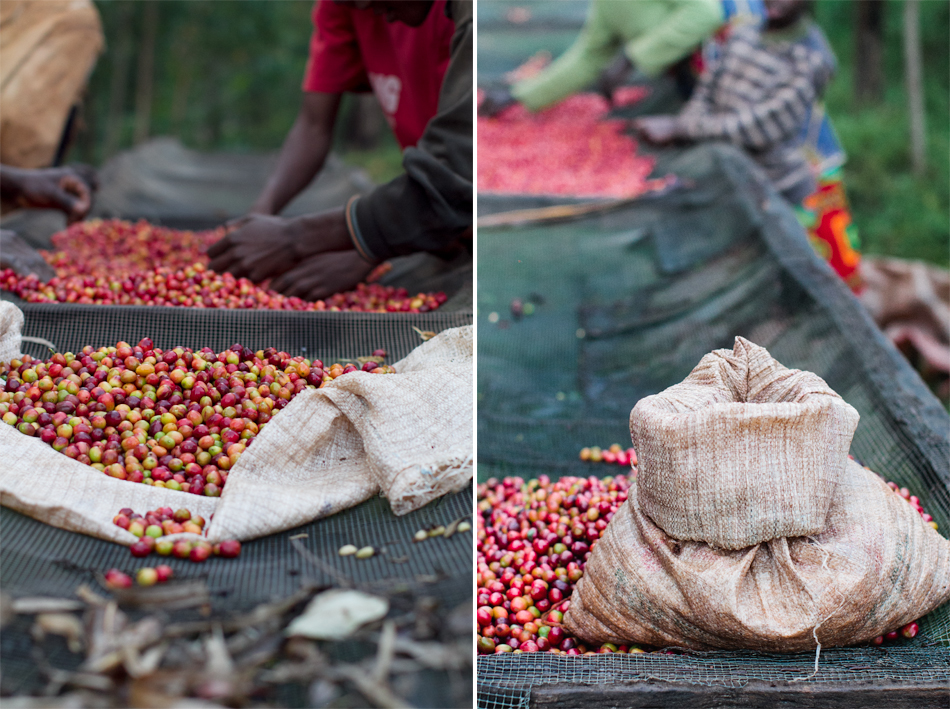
[511,0,722,111]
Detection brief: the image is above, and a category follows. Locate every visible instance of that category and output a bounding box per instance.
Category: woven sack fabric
[632,336,860,549]
[0,302,23,364]
[564,459,950,651]
[0,305,472,544]
[208,325,473,541]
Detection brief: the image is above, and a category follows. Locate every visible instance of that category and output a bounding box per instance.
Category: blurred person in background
[0,164,97,279]
[634,0,863,291]
[478,0,722,116]
[0,0,102,279]
[208,0,472,301]
[0,0,103,170]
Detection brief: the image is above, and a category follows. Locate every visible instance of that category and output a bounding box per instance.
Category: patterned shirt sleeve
[677,27,826,151]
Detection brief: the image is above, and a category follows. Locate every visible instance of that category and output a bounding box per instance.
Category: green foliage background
[76,1,947,265]
[76,0,402,182]
[814,0,949,268]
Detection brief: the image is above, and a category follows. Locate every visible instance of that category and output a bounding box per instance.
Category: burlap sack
[564,459,950,651]
[207,326,473,541]
[0,0,104,169]
[632,337,859,549]
[0,305,472,545]
[0,302,24,364]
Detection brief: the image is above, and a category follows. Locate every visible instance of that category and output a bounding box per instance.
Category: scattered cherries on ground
[105,564,174,589]
[1,339,396,491]
[579,444,637,467]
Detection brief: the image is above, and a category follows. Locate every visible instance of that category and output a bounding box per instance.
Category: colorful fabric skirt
[796,168,863,292]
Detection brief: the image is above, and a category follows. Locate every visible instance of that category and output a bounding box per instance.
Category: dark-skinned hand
[16,167,96,222]
[206,207,350,283]
[478,86,518,117]
[0,229,56,280]
[269,250,376,301]
[596,53,634,104]
[631,115,685,145]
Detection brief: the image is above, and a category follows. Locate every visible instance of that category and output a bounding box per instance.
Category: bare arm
[251,92,342,215]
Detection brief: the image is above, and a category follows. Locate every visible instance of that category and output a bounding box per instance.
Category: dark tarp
[476,142,950,705]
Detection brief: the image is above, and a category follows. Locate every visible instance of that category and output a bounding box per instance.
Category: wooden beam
[529,680,950,709]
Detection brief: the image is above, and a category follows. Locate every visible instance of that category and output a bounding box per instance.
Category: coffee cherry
[136,567,159,586]
[190,542,212,563]
[130,541,152,558]
[218,539,241,558]
[104,568,133,589]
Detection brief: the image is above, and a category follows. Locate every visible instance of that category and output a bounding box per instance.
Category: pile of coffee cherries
[0,264,447,313]
[41,219,224,278]
[477,473,638,655]
[579,443,637,467]
[477,90,669,198]
[478,468,936,654]
[2,218,447,312]
[0,338,396,490]
[113,505,241,561]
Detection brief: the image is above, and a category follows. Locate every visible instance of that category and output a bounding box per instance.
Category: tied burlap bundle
[0,303,472,545]
[633,337,859,550]
[565,339,950,651]
[564,460,950,651]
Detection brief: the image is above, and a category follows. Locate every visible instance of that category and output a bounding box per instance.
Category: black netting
[476,142,950,703]
[1,303,470,362]
[1,305,472,705]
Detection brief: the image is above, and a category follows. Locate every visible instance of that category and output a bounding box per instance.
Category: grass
[815,1,949,268]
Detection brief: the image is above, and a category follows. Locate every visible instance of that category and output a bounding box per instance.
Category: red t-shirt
[303,0,454,150]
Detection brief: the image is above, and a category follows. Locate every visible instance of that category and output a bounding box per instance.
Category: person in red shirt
[208,0,472,300]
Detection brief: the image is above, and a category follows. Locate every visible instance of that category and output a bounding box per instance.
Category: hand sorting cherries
[0,219,447,313]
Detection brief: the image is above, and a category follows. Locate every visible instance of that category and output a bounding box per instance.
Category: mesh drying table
[0,306,473,707]
[476,143,950,707]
